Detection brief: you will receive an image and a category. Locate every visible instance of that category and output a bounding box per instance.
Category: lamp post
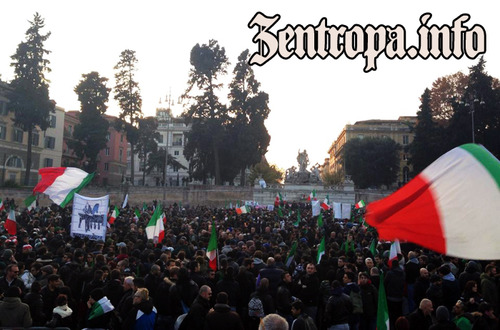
[460,95,485,144]
[162,114,170,203]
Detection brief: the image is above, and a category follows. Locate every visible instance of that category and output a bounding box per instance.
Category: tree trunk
[142,154,146,186]
[24,127,33,186]
[130,142,135,185]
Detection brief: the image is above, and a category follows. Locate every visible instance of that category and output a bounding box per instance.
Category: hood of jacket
[213,303,231,313]
[53,304,73,318]
[136,299,155,314]
[1,297,23,310]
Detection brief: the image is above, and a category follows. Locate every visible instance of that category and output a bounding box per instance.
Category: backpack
[350,289,363,314]
[248,296,265,318]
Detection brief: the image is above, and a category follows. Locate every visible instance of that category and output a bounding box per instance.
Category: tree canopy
[343,137,401,189]
[8,12,54,185]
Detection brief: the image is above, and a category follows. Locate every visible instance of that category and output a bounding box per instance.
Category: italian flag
[293,211,301,227]
[88,297,114,320]
[32,167,94,207]
[5,209,16,235]
[286,241,298,267]
[320,195,330,210]
[24,194,37,211]
[317,212,324,228]
[236,205,249,215]
[388,240,401,268]
[146,204,164,243]
[307,189,316,201]
[0,198,5,211]
[366,144,500,260]
[207,221,218,270]
[108,206,119,225]
[355,200,366,209]
[316,236,325,264]
[133,209,141,222]
[376,272,390,330]
[274,193,283,206]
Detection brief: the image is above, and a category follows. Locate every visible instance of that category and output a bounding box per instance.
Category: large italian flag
[33,167,94,207]
[366,144,500,260]
[146,205,164,243]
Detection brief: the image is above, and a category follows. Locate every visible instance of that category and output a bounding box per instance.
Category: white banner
[342,203,352,219]
[333,202,342,219]
[71,193,109,241]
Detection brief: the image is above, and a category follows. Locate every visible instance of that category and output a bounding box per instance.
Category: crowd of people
[0,197,499,330]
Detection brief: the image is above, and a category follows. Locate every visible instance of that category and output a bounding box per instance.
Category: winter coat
[324,287,353,327]
[205,303,244,330]
[179,294,211,330]
[0,296,32,328]
[46,304,73,328]
[123,299,157,330]
[385,267,406,302]
[23,291,46,326]
[297,273,320,307]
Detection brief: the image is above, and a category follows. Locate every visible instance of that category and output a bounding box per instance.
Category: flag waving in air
[207,221,218,270]
[146,204,164,243]
[307,189,316,201]
[32,167,94,207]
[108,206,119,225]
[5,209,16,235]
[320,195,330,210]
[366,144,500,260]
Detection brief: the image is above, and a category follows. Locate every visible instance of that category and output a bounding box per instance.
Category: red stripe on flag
[33,167,66,194]
[366,175,446,254]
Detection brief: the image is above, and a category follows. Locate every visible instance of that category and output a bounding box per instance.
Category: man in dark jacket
[259,257,284,298]
[205,292,244,330]
[385,260,406,329]
[0,285,32,328]
[296,263,320,322]
[359,272,378,330]
[324,280,353,329]
[276,272,295,327]
[179,285,212,330]
[406,298,433,330]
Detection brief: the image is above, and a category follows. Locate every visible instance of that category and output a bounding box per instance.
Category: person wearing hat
[429,305,458,330]
[0,285,32,328]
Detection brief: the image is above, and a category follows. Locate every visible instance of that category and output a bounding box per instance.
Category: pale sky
[0,1,498,172]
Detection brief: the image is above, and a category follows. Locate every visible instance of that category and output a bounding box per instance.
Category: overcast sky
[0,1,498,171]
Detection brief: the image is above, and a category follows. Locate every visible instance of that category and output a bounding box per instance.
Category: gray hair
[258,314,288,330]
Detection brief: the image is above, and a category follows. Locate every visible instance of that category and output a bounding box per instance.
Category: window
[7,156,22,168]
[68,125,73,136]
[0,101,7,116]
[403,135,409,145]
[45,136,56,149]
[49,115,57,128]
[158,134,163,143]
[13,129,23,143]
[120,135,124,142]
[0,125,6,140]
[44,158,53,167]
[105,148,110,156]
[172,134,182,146]
[32,132,39,146]
[119,148,123,161]
[104,163,109,171]
[403,153,408,161]
[174,150,179,156]
[106,133,111,141]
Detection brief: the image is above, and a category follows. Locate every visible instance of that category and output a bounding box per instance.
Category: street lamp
[460,95,485,144]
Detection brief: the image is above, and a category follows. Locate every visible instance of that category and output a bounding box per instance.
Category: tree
[182,40,229,185]
[135,117,160,185]
[146,147,186,185]
[71,72,110,172]
[227,50,271,185]
[8,13,54,185]
[447,57,500,158]
[114,49,142,184]
[409,88,446,175]
[429,72,468,125]
[248,160,283,186]
[342,137,401,189]
[321,168,345,186]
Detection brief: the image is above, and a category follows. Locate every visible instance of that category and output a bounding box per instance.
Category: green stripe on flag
[60,172,95,208]
[24,194,37,207]
[461,143,500,189]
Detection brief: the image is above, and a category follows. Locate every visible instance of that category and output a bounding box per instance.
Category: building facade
[130,107,191,186]
[0,82,64,186]
[328,116,417,186]
[62,111,128,186]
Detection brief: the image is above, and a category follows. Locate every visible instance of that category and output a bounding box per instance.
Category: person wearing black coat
[406,298,433,330]
[179,285,212,330]
[385,261,406,329]
[359,272,378,330]
[23,281,46,326]
[324,280,353,329]
[85,288,114,329]
[205,292,244,330]
[215,267,241,311]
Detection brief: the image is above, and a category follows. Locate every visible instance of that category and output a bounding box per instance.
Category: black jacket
[324,288,353,326]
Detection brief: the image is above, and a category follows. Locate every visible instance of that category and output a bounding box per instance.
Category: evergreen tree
[343,137,401,189]
[114,49,142,184]
[135,117,160,185]
[71,72,110,172]
[182,40,229,184]
[409,88,445,175]
[227,49,271,185]
[8,13,54,185]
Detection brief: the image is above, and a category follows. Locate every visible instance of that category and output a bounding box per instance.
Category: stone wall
[0,185,393,208]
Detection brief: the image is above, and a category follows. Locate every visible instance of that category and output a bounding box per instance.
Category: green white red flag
[108,206,119,225]
[376,272,390,330]
[5,209,16,235]
[355,200,366,209]
[236,205,249,215]
[307,189,316,201]
[146,204,164,243]
[316,236,325,264]
[320,195,330,210]
[88,297,114,320]
[0,198,4,211]
[286,241,298,267]
[207,221,218,270]
[366,144,500,260]
[33,167,94,207]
